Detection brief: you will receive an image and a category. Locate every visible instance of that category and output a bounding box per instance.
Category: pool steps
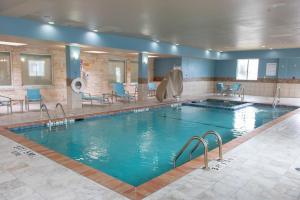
[173,130,223,169]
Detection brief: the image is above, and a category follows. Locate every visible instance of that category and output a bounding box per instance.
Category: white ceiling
[1,0,300,51]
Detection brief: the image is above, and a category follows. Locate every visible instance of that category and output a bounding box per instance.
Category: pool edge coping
[0,102,299,200]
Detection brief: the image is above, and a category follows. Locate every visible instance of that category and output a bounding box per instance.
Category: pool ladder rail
[40,103,71,131]
[55,103,68,126]
[173,130,223,169]
[272,87,281,108]
[239,87,245,102]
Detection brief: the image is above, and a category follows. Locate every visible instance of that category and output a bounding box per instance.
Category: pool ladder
[55,103,68,126]
[173,130,223,169]
[272,87,281,108]
[239,87,245,102]
[40,103,69,131]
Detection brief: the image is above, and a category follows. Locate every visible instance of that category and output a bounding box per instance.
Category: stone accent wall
[80,53,138,95]
[0,45,139,103]
[0,45,67,103]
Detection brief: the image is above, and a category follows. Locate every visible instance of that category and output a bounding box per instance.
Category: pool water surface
[13,104,296,186]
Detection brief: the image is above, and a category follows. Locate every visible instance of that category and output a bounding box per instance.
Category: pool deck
[0,95,300,199]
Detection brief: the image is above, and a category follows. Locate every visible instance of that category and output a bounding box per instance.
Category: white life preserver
[71,78,86,93]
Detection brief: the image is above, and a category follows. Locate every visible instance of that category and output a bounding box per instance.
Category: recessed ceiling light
[0,41,27,46]
[175,43,179,46]
[261,45,266,48]
[93,29,98,32]
[153,39,160,43]
[48,21,55,25]
[84,50,107,54]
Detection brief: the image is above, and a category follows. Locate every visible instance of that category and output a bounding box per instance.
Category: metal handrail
[240,87,245,102]
[173,136,208,169]
[190,131,223,160]
[272,87,281,108]
[55,103,66,119]
[40,104,51,121]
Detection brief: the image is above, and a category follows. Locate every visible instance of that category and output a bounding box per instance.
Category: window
[236,59,259,80]
[28,60,45,77]
[108,60,126,83]
[130,61,138,83]
[0,52,11,86]
[21,54,52,85]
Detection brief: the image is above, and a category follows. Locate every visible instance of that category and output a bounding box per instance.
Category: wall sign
[266,63,277,77]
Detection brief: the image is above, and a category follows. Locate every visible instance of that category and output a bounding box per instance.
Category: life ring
[71,78,86,93]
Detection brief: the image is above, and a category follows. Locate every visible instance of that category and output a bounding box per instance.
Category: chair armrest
[0,95,11,101]
[81,92,92,98]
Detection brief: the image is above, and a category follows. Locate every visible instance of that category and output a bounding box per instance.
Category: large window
[236,59,259,80]
[130,61,138,83]
[108,60,126,83]
[0,52,11,85]
[21,54,52,85]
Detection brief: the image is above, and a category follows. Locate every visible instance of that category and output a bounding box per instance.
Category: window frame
[0,51,12,87]
[129,60,139,83]
[20,53,54,87]
[108,59,127,84]
[236,58,259,81]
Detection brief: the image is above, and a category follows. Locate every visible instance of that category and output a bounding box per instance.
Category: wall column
[66,45,82,109]
[138,52,149,101]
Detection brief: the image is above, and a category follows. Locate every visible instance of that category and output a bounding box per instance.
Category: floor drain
[295,168,300,171]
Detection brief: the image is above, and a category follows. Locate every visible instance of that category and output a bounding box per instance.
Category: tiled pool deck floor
[0,95,300,199]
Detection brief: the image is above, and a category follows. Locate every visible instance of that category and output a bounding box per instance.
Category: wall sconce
[142,56,148,64]
[72,52,79,60]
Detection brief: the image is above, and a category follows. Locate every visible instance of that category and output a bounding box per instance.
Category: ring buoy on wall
[71,78,86,93]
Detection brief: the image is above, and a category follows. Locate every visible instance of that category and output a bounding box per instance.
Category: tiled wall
[0,45,67,103]
[81,53,138,95]
[0,45,139,103]
[182,80,215,97]
[214,80,300,98]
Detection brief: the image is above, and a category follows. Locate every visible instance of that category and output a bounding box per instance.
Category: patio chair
[25,88,43,111]
[148,82,157,96]
[80,92,111,105]
[0,95,12,114]
[216,83,226,95]
[228,83,241,96]
[112,82,136,102]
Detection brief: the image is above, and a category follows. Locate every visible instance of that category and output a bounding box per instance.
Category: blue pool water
[13,104,296,186]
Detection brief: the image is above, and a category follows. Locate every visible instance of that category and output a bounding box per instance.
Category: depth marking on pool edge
[11,145,37,158]
[210,158,234,171]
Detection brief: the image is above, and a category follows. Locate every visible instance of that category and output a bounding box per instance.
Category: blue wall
[66,45,81,79]
[181,57,215,79]
[153,57,182,78]
[0,16,219,59]
[3,16,300,80]
[153,57,215,79]
[278,58,300,79]
[219,49,300,60]
[215,58,279,78]
[215,60,236,78]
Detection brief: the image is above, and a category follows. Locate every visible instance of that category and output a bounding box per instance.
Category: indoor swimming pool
[12,102,296,186]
